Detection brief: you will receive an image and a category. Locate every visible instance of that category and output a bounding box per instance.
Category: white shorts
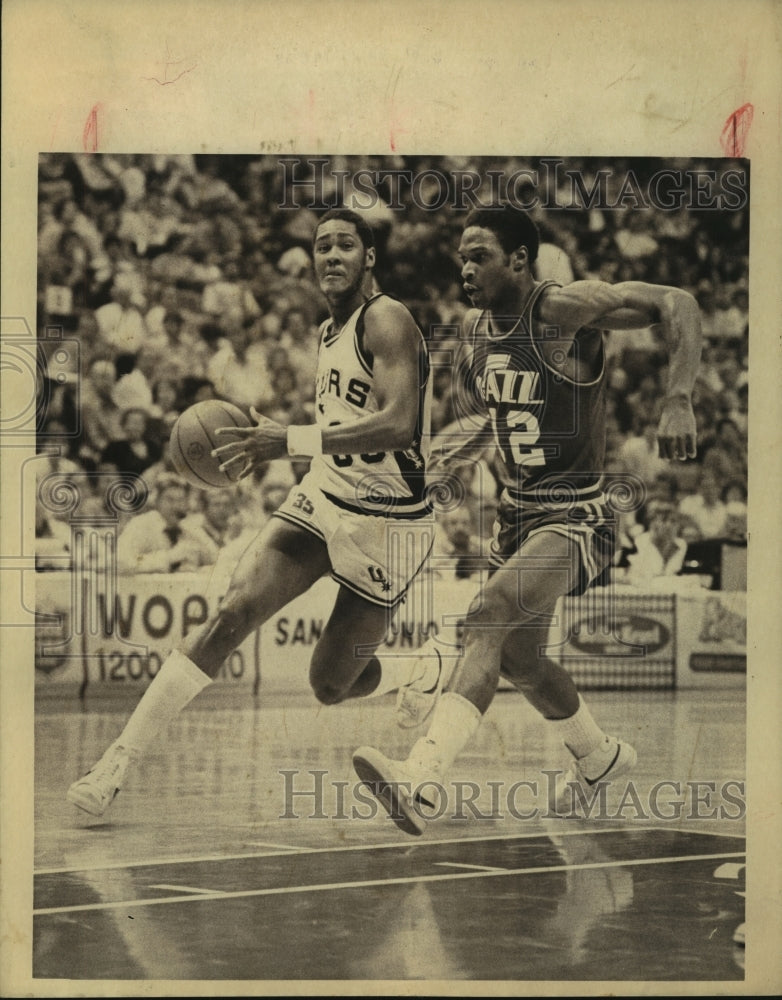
[274,472,435,608]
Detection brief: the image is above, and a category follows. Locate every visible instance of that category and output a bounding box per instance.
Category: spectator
[432,506,485,580]
[36,345,79,443]
[95,282,148,358]
[723,501,748,544]
[617,415,669,487]
[117,186,184,258]
[146,376,182,450]
[236,458,297,533]
[101,407,162,479]
[117,475,215,574]
[40,230,90,318]
[38,197,105,271]
[176,382,214,415]
[35,495,72,571]
[112,353,155,413]
[681,500,747,591]
[35,420,84,536]
[712,285,748,344]
[701,418,748,486]
[181,491,241,565]
[150,376,181,419]
[90,233,145,308]
[201,257,261,325]
[721,479,747,505]
[144,282,182,339]
[728,381,748,436]
[624,499,688,588]
[141,426,181,496]
[614,211,659,262]
[143,309,208,381]
[678,468,727,540]
[206,317,275,411]
[626,373,660,426]
[696,283,719,342]
[266,363,306,422]
[77,358,123,468]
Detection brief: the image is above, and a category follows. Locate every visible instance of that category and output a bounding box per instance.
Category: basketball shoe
[67,742,133,816]
[353,743,442,836]
[395,647,446,729]
[549,736,637,815]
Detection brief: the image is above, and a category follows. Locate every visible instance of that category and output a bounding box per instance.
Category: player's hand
[211,407,288,478]
[656,395,697,461]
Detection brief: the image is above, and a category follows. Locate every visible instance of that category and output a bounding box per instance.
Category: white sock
[367,656,436,698]
[368,638,444,698]
[117,649,212,756]
[409,691,483,775]
[550,696,608,759]
[370,634,462,698]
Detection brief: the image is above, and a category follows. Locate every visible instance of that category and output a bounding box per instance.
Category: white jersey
[310,294,432,518]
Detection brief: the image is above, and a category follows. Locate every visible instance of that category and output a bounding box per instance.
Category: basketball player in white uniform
[68,208,435,817]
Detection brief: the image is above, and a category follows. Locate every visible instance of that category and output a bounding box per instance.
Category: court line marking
[34,825,746,876]
[149,884,220,895]
[34,850,745,916]
[34,825,662,875]
[679,826,746,839]
[435,862,508,872]
[243,841,309,851]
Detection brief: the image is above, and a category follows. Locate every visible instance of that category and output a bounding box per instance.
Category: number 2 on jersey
[496,410,546,468]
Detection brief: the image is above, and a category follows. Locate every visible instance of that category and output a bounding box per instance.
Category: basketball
[169,399,252,489]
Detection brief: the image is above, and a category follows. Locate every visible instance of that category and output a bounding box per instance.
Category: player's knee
[309,669,349,705]
[307,650,345,704]
[311,681,347,705]
[466,589,521,631]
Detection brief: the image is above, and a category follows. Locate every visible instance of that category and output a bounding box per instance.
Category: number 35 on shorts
[291,492,314,517]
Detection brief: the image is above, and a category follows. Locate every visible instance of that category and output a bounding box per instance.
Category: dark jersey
[467,281,607,503]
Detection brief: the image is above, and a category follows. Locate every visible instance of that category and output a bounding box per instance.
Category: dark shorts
[489,488,616,597]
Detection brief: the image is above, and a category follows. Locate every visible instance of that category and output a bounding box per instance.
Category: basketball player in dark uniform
[68,209,434,817]
[353,204,702,835]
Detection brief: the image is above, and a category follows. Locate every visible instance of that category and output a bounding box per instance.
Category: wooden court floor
[34,687,746,984]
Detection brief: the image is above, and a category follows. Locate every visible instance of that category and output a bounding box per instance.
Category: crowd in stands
[35,154,749,589]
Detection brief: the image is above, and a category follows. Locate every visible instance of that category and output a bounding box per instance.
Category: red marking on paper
[82,104,100,152]
[720,104,753,157]
[389,111,408,153]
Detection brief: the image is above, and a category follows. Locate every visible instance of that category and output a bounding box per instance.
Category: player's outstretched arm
[541,280,702,460]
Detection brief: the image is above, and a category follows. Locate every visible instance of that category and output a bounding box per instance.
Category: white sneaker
[67,742,132,816]
[549,736,637,815]
[395,647,445,729]
[352,745,441,836]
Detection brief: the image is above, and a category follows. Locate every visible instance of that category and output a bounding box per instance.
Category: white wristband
[286,424,323,457]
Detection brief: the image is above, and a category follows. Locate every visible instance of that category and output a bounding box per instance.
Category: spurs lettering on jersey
[316,368,371,411]
[311,294,431,517]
